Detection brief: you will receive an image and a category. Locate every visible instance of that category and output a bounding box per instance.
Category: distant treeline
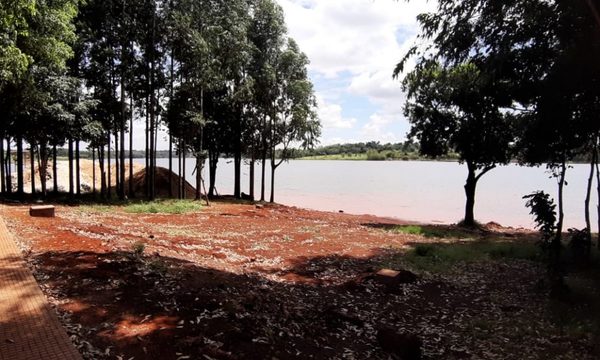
[54,149,172,160]
[285,141,459,161]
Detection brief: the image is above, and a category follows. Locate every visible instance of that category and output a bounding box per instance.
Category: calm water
[144,158,598,231]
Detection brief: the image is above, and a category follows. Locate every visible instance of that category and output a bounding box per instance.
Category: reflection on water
[143,158,597,230]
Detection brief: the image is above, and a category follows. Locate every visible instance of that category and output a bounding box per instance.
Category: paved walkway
[0,213,82,360]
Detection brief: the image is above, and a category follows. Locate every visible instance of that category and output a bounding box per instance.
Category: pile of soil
[20,158,197,199]
[124,166,197,199]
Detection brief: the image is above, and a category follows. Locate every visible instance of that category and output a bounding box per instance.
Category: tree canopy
[0,0,320,203]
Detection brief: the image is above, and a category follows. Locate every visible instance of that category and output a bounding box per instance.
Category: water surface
[147,158,598,231]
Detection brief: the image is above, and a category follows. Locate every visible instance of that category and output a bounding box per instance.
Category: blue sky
[276,0,436,145]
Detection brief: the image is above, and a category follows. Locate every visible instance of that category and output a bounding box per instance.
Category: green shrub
[124,200,203,214]
[403,240,541,273]
[414,244,435,257]
[390,225,473,239]
[366,150,386,161]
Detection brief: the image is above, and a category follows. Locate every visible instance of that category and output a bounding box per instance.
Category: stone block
[29,205,55,218]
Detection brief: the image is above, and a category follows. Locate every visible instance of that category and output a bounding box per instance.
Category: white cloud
[361,113,399,142]
[277,0,434,76]
[317,95,357,129]
[276,0,436,143]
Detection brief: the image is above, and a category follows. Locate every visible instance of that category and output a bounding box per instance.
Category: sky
[274,0,436,146]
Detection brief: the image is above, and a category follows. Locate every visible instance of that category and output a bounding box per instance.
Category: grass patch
[388,224,476,239]
[124,200,203,214]
[79,199,203,214]
[386,240,542,273]
[548,274,600,343]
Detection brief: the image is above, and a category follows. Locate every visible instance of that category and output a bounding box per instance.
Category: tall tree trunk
[556,160,567,240]
[234,153,241,199]
[120,125,126,200]
[234,105,242,199]
[68,139,74,197]
[120,35,127,201]
[6,139,11,194]
[114,132,120,195]
[107,132,112,198]
[546,158,568,297]
[92,148,96,195]
[169,135,173,198]
[30,144,35,196]
[149,6,157,201]
[145,95,149,198]
[249,155,255,201]
[100,145,106,199]
[39,143,48,198]
[260,149,267,202]
[208,151,218,197]
[178,139,183,199]
[270,151,277,203]
[149,104,155,201]
[549,158,568,271]
[129,95,134,197]
[195,153,202,200]
[584,147,596,246]
[182,142,186,200]
[463,163,477,227]
[596,148,600,250]
[169,48,174,198]
[76,140,81,196]
[16,136,24,198]
[196,88,204,201]
[52,144,57,194]
[0,138,5,195]
[260,115,268,202]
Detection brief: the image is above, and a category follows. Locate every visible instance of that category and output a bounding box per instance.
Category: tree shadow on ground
[21,242,600,360]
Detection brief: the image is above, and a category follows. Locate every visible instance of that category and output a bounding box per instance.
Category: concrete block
[29,205,55,218]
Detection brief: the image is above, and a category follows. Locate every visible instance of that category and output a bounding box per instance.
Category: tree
[248,0,287,201]
[1,0,78,197]
[403,62,513,227]
[269,39,320,203]
[398,0,600,261]
[0,1,34,90]
[210,0,253,199]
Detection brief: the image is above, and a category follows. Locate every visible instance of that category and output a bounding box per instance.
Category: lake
[147,158,598,231]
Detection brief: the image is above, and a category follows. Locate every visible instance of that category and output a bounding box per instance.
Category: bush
[366,150,386,161]
[124,200,203,214]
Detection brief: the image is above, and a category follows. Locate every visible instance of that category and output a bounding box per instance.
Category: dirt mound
[125,166,197,198]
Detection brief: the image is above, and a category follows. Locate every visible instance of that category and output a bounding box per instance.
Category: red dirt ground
[3,202,598,359]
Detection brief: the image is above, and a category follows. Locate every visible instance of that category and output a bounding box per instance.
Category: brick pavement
[0,212,82,360]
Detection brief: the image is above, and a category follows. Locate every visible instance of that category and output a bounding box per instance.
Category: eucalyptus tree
[269,39,320,203]
[202,87,233,197]
[1,0,79,197]
[0,1,35,187]
[211,0,254,199]
[248,0,287,201]
[138,0,168,200]
[75,0,120,197]
[0,0,36,87]
[164,0,220,201]
[27,73,82,197]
